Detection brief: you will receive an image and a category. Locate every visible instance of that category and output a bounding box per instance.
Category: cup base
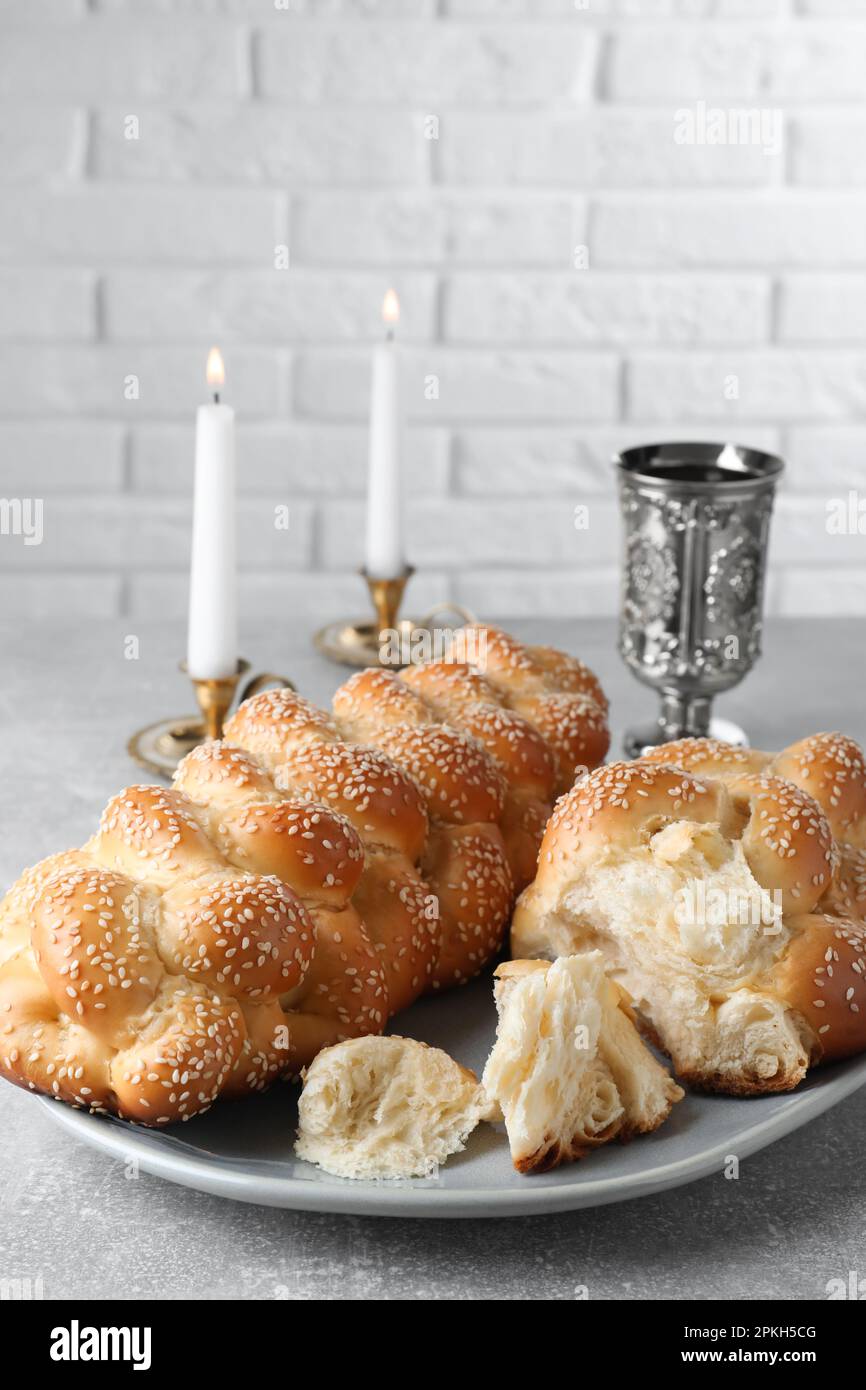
[623,716,749,760]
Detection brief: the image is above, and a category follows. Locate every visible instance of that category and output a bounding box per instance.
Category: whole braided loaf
[0,626,608,1126]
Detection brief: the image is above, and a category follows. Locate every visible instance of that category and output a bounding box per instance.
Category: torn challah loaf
[639,731,866,926]
[483,954,683,1173]
[295,1035,486,1180]
[512,759,866,1095]
[0,626,608,1125]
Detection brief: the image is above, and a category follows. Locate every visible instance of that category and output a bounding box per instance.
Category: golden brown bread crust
[224,686,339,760]
[510,691,610,796]
[31,867,162,1044]
[374,723,507,826]
[641,731,866,851]
[423,823,514,988]
[439,625,611,798]
[823,843,866,920]
[0,628,608,1125]
[511,1097,678,1173]
[770,733,866,849]
[400,660,497,716]
[772,912,866,1063]
[269,741,430,860]
[726,773,837,916]
[351,853,440,1014]
[108,983,245,1125]
[447,703,556,801]
[157,872,315,1001]
[498,793,553,898]
[524,644,610,712]
[639,737,772,779]
[532,760,733,895]
[215,801,365,909]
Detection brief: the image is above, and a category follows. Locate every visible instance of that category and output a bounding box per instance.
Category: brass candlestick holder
[128,658,294,780]
[314,566,475,669]
[365,567,412,637]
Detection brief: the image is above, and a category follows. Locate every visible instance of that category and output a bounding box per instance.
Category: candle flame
[381,289,400,327]
[206,346,226,390]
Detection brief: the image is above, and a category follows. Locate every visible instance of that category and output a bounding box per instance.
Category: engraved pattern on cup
[616,443,783,750]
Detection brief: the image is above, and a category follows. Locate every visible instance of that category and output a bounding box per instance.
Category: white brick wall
[0,0,864,621]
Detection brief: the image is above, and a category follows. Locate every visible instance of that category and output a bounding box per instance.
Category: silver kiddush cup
[616,441,784,758]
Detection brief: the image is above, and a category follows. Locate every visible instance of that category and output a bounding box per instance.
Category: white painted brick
[0,20,247,100]
[796,1,866,14]
[104,271,436,342]
[591,195,866,267]
[0,499,190,571]
[791,116,866,186]
[320,498,619,568]
[0,109,85,182]
[0,189,283,265]
[775,567,866,617]
[256,22,597,105]
[455,568,620,619]
[772,494,866,564]
[0,347,285,418]
[0,497,314,571]
[0,0,87,13]
[292,192,582,267]
[130,423,449,495]
[628,351,866,421]
[129,567,451,624]
[94,108,427,186]
[296,349,619,422]
[1,4,863,624]
[778,276,866,343]
[0,574,122,620]
[784,426,866,491]
[454,423,782,496]
[0,270,96,341]
[608,24,866,102]
[444,273,770,345]
[0,423,126,493]
[99,0,435,15]
[438,112,779,188]
[446,0,784,14]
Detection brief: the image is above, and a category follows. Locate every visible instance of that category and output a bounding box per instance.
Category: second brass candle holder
[314,566,475,669]
[128,658,294,780]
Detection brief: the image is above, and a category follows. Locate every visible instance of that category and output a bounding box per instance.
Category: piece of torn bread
[482,953,683,1174]
[295,1035,487,1180]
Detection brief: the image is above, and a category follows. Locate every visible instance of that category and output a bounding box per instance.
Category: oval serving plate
[39,973,866,1219]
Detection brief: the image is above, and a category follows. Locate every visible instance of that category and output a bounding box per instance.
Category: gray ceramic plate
[39,973,866,1218]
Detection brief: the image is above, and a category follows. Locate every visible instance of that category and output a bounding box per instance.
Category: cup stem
[659,690,712,741]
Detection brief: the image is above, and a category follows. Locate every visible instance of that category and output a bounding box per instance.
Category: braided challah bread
[0,626,608,1125]
[512,750,866,1095]
[638,731,866,924]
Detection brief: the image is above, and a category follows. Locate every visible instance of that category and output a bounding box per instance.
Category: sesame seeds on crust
[1,627,610,1124]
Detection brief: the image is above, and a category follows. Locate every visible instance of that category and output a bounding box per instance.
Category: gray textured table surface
[1,616,864,1301]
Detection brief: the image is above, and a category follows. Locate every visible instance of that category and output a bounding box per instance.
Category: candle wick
[213,391,220,405]
[385,328,395,343]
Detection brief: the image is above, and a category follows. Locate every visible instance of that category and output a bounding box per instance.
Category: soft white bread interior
[512,761,866,1095]
[481,953,683,1174]
[295,1034,486,1180]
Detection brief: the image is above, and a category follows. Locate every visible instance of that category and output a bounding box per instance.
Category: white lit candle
[364,288,404,578]
[186,346,239,680]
